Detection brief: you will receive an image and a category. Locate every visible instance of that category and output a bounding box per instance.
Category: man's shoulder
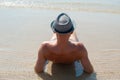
[40,41,50,48]
[70,41,86,51]
[73,42,86,52]
[39,41,54,49]
[71,41,84,47]
[76,42,84,47]
[76,42,88,56]
[38,41,50,54]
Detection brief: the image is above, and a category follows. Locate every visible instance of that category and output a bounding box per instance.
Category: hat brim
[51,20,56,33]
[51,20,75,34]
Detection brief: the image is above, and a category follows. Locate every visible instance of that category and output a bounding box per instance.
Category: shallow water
[0,0,120,14]
[0,1,120,79]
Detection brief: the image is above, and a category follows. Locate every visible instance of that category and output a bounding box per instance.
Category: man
[34,13,94,74]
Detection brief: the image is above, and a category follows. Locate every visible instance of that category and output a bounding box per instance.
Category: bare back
[43,40,83,64]
[34,32,94,73]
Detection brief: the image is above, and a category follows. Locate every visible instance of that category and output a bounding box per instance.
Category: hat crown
[58,15,69,25]
[51,13,74,34]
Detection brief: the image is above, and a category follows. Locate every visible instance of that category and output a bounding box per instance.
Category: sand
[0,8,120,80]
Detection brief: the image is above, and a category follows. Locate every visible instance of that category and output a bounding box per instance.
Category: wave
[0,1,120,14]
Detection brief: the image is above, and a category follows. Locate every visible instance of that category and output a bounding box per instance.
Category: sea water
[0,0,120,14]
[0,0,120,80]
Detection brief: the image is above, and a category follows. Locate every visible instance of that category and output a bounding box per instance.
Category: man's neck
[56,36,70,47]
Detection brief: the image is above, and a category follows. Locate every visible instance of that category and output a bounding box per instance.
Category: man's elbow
[87,69,94,74]
[85,68,94,74]
[34,66,43,73]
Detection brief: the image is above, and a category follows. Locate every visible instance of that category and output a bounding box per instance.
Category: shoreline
[0,7,120,80]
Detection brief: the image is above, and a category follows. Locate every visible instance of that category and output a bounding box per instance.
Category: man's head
[51,13,74,34]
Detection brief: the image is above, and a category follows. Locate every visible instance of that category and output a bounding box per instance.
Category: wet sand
[0,8,120,80]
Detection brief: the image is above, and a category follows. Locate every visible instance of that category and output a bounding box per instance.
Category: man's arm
[78,43,94,73]
[34,44,46,73]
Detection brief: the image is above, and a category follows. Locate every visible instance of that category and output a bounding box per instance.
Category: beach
[0,0,120,80]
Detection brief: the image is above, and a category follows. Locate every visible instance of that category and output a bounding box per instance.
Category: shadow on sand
[37,63,97,80]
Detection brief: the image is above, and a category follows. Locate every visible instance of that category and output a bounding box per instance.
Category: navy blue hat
[51,13,74,34]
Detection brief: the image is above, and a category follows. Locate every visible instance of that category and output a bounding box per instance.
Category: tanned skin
[34,31,94,74]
